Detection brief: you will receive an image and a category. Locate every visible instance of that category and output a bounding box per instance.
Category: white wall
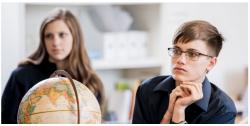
[159,3,248,97]
[1,3,25,94]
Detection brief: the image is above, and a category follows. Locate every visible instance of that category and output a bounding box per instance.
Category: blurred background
[1,2,248,124]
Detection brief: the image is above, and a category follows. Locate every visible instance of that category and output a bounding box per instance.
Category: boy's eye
[173,49,180,54]
[189,52,198,57]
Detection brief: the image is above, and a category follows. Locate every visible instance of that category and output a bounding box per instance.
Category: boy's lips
[174,67,187,72]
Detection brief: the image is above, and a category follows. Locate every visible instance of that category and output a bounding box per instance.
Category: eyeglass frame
[167,48,214,61]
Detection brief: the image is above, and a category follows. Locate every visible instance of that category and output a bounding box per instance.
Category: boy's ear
[206,57,217,73]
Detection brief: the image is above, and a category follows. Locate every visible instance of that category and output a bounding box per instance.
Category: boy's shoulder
[210,82,237,114]
[141,75,170,86]
[139,75,170,93]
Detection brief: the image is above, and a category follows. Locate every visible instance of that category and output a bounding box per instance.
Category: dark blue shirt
[132,75,237,124]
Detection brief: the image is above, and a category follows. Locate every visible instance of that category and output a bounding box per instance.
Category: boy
[132,20,237,124]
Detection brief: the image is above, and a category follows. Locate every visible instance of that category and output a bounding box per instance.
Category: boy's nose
[177,53,187,65]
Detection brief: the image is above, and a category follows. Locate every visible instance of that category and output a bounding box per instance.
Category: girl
[1,8,105,124]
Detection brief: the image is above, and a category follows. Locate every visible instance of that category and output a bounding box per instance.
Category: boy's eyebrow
[187,48,200,52]
[173,46,200,52]
[173,46,181,49]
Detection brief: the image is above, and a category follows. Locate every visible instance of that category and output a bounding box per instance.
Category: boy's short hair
[172,20,224,57]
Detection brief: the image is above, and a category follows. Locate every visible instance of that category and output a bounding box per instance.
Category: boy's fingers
[183,82,202,95]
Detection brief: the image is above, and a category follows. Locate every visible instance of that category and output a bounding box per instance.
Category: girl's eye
[45,34,52,38]
[60,33,66,37]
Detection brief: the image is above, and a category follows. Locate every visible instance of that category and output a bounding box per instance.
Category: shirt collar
[194,76,211,112]
[153,76,175,93]
[153,75,211,112]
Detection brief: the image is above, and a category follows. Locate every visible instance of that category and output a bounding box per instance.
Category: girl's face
[44,20,73,63]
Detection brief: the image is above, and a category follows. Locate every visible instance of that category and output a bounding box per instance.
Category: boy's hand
[171,82,203,123]
[166,85,190,117]
[161,85,188,123]
[175,82,203,109]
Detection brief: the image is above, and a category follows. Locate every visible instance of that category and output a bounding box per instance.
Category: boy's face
[171,40,216,83]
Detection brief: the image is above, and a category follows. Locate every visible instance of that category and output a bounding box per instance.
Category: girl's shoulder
[10,62,43,81]
[14,62,39,75]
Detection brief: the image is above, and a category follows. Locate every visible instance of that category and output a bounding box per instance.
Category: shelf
[91,58,162,70]
[25,2,156,6]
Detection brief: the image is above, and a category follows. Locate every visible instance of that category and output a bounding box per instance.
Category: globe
[17,70,101,124]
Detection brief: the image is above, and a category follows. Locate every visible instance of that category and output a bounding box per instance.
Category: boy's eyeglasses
[168,48,213,61]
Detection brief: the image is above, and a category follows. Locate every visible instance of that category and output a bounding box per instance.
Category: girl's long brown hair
[19,8,105,110]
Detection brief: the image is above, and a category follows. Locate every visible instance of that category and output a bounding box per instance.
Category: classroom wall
[1,3,25,94]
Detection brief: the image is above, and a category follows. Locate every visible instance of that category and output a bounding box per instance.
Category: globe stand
[50,70,80,124]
